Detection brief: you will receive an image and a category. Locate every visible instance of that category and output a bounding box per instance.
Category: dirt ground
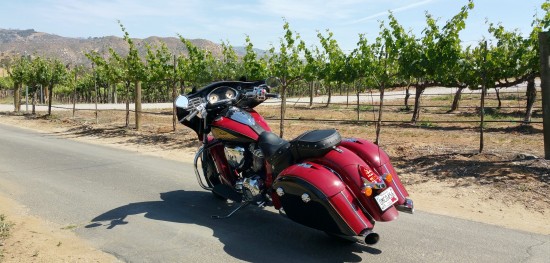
[0,101,548,261]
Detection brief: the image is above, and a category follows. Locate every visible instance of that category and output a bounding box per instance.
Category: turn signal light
[385,174,393,183]
[363,187,373,197]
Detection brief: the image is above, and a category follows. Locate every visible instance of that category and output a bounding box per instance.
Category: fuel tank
[210,107,271,143]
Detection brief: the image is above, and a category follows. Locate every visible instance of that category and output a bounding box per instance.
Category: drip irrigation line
[264,117,543,124]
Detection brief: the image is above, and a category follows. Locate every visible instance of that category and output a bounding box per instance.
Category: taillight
[358,165,379,183]
[359,165,382,183]
[359,165,387,192]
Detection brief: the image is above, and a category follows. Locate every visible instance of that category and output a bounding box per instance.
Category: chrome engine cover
[250,143,264,172]
[243,175,264,197]
[242,175,264,202]
[224,146,246,169]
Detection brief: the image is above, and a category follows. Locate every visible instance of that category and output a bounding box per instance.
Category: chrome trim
[323,165,375,223]
[193,146,213,191]
[250,144,264,172]
[339,191,369,229]
[188,97,205,109]
[382,164,406,199]
[276,187,285,197]
[361,178,386,190]
[360,230,380,245]
[224,146,246,168]
[396,198,414,214]
[297,163,313,168]
[326,198,358,235]
[206,87,239,106]
[243,176,264,198]
[227,107,256,126]
[301,193,311,203]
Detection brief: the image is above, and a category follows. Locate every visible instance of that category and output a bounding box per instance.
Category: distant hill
[0,28,263,67]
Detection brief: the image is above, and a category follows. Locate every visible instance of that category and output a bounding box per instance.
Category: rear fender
[310,147,398,222]
[340,138,410,204]
[274,162,373,235]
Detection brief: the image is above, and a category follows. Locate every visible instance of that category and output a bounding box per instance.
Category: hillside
[0,28,234,66]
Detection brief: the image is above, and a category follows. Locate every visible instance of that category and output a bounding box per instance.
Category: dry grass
[0,214,13,259]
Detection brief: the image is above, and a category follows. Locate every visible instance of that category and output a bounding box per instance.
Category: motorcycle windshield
[227,107,256,126]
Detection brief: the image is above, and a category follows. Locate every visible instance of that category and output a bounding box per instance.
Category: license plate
[375,187,399,211]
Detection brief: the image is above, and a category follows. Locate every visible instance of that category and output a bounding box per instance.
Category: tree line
[0,1,549,137]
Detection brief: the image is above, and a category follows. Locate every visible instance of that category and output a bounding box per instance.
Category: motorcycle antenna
[368,75,383,166]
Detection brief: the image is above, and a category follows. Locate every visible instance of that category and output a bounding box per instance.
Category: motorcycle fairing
[177,80,266,139]
[273,162,374,236]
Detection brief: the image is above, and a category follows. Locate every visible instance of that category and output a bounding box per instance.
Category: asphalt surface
[0,123,548,263]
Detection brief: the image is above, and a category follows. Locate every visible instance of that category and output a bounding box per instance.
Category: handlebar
[179,85,279,121]
[184,109,199,121]
[244,85,279,100]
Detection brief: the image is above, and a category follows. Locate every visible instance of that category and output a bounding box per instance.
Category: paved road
[0,123,548,262]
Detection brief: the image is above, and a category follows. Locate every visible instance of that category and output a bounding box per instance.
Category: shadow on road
[85,190,381,262]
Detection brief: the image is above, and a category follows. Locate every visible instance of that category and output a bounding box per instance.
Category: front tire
[203,151,227,201]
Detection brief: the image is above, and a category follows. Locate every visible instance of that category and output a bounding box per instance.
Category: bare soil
[0,98,548,261]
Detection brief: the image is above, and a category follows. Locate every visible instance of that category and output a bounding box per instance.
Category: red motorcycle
[175,78,413,245]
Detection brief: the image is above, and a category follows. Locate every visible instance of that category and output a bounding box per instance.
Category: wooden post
[25,85,28,113]
[72,69,77,118]
[14,83,21,112]
[94,65,98,124]
[480,41,487,154]
[539,31,550,159]
[47,84,53,116]
[172,55,177,132]
[375,83,385,145]
[135,80,142,130]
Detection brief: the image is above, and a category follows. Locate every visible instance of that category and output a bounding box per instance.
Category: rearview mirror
[266,77,281,89]
[175,95,189,108]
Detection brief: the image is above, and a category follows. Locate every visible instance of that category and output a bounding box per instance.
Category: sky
[0,0,547,52]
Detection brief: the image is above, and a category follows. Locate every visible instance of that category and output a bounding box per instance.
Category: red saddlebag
[273,162,374,236]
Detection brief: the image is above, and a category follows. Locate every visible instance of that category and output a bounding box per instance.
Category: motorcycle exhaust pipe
[362,230,380,245]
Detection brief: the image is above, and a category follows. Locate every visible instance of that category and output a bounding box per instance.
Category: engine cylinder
[224,146,246,169]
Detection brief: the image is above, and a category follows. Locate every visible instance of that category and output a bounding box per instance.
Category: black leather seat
[258,132,292,175]
[289,129,341,160]
[258,129,341,174]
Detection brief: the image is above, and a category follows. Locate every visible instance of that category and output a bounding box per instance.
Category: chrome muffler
[362,230,380,245]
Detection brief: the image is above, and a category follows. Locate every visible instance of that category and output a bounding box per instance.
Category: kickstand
[211,202,250,219]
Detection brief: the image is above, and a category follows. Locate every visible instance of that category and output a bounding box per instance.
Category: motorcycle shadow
[85,190,381,262]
